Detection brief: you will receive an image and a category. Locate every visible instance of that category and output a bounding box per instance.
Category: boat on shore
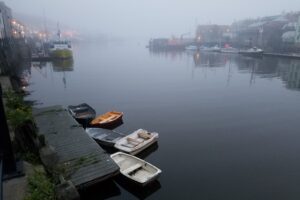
[85,128,124,147]
[90,111,123,128]
[114,129,159,155]
[68,103,96,126]
[239,47,264,57]
[111,152,162,186]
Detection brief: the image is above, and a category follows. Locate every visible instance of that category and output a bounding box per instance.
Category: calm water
[24,41,300,200]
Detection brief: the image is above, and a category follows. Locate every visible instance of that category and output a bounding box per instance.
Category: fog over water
[3,0,300,199]
[4,0,300,38]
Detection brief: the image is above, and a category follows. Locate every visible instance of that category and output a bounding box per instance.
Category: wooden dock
[33,105,119,189]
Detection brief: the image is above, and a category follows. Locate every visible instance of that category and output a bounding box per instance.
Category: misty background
[5,0,300,39]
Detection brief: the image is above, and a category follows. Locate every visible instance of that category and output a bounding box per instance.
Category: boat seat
[138,132,151,140]
[127,137,141,145]
[122,163,143,174]
[102,115,118,122]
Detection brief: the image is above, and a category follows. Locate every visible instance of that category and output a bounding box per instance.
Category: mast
[42,8,48,42]
[57,22,61,40]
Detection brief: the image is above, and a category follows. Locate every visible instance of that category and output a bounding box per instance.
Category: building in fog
[228,11,300,51]
[0,1,12,39]
[295,16,300,43]
[231,15,287,49]
[195,24,231,46]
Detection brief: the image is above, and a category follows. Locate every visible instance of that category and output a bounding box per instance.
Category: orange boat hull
[90,111,123,129]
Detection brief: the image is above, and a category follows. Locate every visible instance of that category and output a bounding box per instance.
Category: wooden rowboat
[67,103,96,127]
[111,152,161,186]
[85,128,124,147]
[114,129,158,155]
[90,111,123,128]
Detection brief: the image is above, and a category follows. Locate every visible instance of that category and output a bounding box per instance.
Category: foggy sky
[4,0,300,38]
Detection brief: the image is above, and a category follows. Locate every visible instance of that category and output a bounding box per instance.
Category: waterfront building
[231,15,287,49]
[195,24,230,46]
[0,1,12,39]
[296,16,300,44]
[229,11,300,52]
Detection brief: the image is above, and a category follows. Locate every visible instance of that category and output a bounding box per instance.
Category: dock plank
[33,105,119,188]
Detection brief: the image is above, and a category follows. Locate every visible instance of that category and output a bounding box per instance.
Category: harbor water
[25,41,300,200]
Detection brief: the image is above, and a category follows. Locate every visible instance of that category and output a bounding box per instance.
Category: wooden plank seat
[122,163,143,174]
[137,132,152,140]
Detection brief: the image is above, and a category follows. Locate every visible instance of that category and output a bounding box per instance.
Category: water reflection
[79,180,121,200]
[187,51,300,90]
[52,59,74,72]
[30,59,74,89]
[25,43,300,199]
[278,59,300,90]
[115,176,161,200]
[149,49,186,61]
[136,142,159,160]
[193,51,227,67]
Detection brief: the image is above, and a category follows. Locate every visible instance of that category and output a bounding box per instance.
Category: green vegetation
[24,169,56,200]
[4,89,33,128]
[4,89,39,163]
[54,154,99,179]
[21,152,41,165]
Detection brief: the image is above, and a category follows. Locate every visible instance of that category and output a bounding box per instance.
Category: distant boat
[90,111,123,128]
[114,129,158,155]
[200,45,221,52]
[239,47,264,57]
[211,45,221,52]
[185,45,198,51]
[111,152,162,186]
[220,47,239,54]
[68,103,96,126]
[49,40,73,59]
[49,24,73,59]
[85,128,124,147]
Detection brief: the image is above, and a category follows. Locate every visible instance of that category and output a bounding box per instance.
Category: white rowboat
[114,129,158,155]
[111,152,161,186]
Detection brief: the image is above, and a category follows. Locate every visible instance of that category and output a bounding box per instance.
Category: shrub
[24,170,56,200]
[4,89,33,128]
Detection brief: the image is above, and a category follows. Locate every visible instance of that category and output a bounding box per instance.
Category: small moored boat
[85,128,124,147]
[90,111,123,128]
[111,152,161,186]
[221,47,239,54]
[114,129,158,155]
[239,47,264,57]
[68,103,96,126]
[185,45,198,51]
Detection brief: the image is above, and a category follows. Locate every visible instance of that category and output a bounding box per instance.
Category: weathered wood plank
[33,105,119,188]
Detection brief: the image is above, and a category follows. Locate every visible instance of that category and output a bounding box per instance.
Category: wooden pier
[33,105,119,189]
